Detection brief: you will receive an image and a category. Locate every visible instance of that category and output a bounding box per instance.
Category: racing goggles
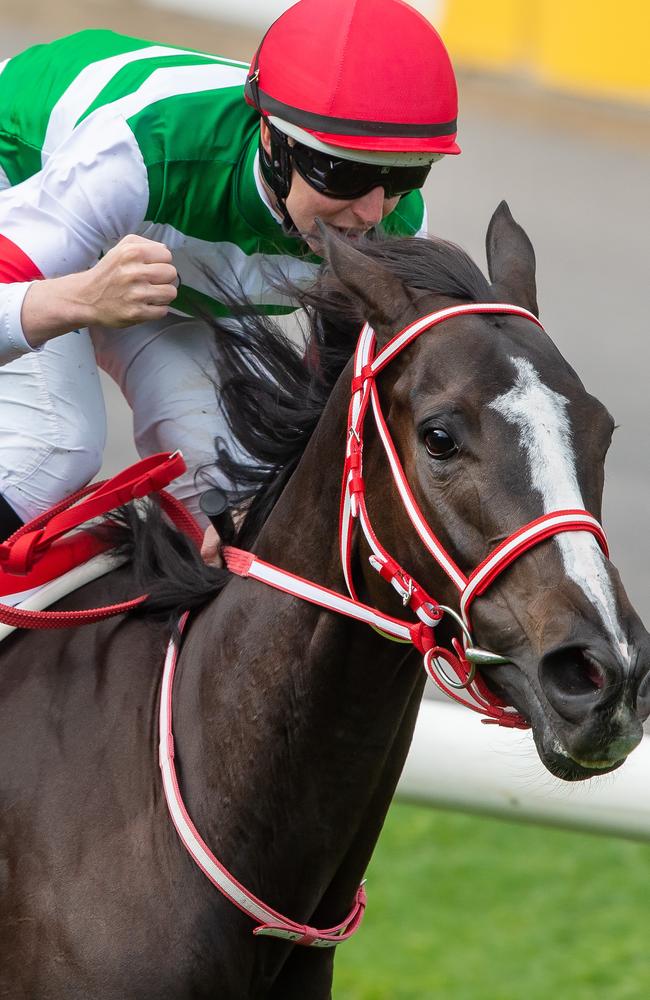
[290,141,436,201]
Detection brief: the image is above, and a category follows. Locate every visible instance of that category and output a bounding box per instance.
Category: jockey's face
[259,120,400,253]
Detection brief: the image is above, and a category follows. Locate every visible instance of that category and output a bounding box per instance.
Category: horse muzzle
[480,630,650,779]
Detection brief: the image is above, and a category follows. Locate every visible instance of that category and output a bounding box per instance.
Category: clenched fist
[22,235,179,348]
[79,234,179,328]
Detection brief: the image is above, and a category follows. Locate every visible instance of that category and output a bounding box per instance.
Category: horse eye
[423,427,457,459]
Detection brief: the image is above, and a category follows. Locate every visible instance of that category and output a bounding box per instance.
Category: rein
[0,452,202,629]
[159,612,367,948]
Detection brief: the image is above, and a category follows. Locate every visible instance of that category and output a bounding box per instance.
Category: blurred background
[1,2,648,997]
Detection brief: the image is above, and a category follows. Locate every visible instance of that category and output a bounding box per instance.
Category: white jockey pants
[0,314,237,526]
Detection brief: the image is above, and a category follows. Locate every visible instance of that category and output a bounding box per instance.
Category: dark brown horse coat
[1,205,648,998]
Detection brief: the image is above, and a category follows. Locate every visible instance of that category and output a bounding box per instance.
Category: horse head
[317,201,650,781]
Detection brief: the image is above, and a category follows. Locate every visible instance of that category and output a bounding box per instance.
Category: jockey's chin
[284,171,400,254]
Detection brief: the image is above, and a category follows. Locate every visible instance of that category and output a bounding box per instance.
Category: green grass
[333,804,650,1000]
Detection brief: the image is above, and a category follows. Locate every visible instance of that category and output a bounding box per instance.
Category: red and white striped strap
[223,548,436,650]
[220,547,531,731]
[340,304,544,602]
[0,452,203,629]
[460,509,609,620]
[336,302,609,727]
[159,612,367,948]
[370,303,545,376]
[369,379,467,590]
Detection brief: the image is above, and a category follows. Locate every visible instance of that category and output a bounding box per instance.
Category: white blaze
[490,357,630,665]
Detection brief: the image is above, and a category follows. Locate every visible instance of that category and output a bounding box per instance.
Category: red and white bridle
[336,302,609,724]
[161,302,609,948]
[222,302,608,727]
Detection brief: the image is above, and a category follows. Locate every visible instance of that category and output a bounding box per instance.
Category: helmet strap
[259,122,299,236]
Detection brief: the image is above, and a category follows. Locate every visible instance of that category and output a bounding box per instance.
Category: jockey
[0,0,459,557]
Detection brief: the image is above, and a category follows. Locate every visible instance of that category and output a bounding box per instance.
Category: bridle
[224,301,609,728]
[161,301,610,948]
[337,302,609,724]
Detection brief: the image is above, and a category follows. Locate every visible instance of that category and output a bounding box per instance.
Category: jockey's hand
[200,506,245,568]
[22,235,179,347]
[79,234,178,328]
[201,524,223,568]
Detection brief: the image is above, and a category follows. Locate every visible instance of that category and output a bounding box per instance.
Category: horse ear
[316,221,415,344]
[486,201,539,318]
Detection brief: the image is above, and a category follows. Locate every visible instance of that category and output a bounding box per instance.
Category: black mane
[114,232,493,620]
[207,233,493,541]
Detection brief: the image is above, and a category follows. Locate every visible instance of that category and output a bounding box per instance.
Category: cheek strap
[259,126,299,236]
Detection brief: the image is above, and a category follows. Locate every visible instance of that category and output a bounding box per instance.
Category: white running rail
[397,700,650,841]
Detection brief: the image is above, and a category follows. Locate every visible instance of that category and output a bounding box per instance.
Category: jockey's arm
[0,111,178,365]
[21,235,178,348]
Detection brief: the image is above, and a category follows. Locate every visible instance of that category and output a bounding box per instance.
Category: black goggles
[290,141,433,201]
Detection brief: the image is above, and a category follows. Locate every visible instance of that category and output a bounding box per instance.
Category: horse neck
[173,370,426,930]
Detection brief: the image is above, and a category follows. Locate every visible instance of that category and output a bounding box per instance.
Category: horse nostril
[539,646,611,723]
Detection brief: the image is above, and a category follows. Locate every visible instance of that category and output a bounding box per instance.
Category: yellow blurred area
[436,0,650,105]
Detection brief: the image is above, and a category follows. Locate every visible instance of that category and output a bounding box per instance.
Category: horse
[1,202,648,999]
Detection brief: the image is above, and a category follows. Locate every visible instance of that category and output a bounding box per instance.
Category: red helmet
[245,0,460,162]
